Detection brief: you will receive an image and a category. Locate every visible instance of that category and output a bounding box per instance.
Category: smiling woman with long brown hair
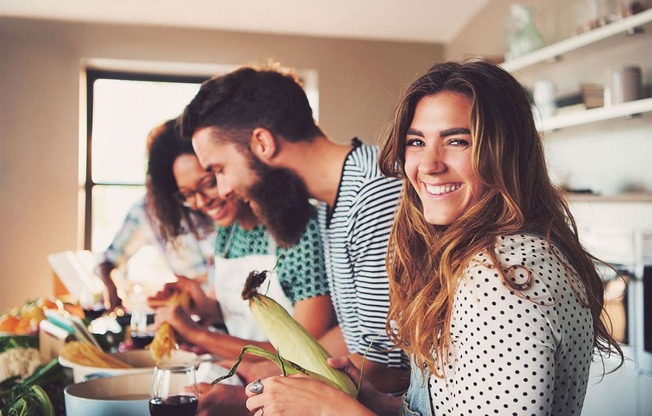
[244,59,623,416]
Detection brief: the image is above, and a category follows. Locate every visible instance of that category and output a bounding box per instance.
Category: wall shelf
[565,192,652,203]
[537,97,652,132]
[502,8,652,72]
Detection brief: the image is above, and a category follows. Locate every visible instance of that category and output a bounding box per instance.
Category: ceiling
[0,0,489,44]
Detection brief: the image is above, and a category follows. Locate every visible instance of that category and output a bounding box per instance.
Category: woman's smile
[422,182,462,197]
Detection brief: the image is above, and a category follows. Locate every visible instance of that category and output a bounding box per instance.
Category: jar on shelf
[572,0,650,34]
[572,0,616,33]
[533,80,557,117]
[504,4,545,60]
[617,0,652,17]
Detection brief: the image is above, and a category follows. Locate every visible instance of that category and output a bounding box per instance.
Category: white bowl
[64,372,152,416]
[59,349,197,383]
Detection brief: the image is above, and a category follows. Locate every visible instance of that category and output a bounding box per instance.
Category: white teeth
[425,183,460,195]
[208,204,224,218]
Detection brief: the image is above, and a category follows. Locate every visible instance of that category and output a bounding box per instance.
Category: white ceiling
[0,0,489,44]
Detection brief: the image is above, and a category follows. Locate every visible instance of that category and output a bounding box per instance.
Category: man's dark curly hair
[146,119,214,243]
[179,65,323,145]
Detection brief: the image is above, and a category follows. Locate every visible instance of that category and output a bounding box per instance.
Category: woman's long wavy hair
[146,119,214,244]
[378,59,622,377]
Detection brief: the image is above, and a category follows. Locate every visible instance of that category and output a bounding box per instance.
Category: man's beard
[247,156,315,248]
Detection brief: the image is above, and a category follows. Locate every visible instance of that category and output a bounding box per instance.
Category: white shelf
[537,97,652,132]
[565,192,652,203]
[502,8,652,72]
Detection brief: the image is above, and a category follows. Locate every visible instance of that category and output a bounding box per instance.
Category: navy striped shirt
[318,142,409,369]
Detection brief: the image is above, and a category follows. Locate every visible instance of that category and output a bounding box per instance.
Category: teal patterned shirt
[214,217,328,304]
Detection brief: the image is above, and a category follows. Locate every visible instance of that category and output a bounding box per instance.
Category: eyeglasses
[174,175,220,208]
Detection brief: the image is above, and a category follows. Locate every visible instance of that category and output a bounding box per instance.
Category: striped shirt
[318,141,409,369]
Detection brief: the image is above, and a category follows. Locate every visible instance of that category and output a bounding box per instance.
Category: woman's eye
[405,138,424,147]
[200,176,217,189]
[448,139,470,147]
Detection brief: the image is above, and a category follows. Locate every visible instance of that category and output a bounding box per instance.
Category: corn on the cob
[234,270,358,396]
[150,322,176,364]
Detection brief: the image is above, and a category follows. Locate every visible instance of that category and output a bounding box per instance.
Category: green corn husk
[212,270,358,396]
[211,345,353,394]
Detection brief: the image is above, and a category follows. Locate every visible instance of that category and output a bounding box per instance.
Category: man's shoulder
[342,144,401,190]
[344,143,380,178]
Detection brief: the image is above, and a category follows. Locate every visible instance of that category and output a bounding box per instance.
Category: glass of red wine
[149,364,198,416]
[79,288,107,321]
[130,309,155,349]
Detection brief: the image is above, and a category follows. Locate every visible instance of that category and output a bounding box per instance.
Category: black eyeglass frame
[173,175,219,208]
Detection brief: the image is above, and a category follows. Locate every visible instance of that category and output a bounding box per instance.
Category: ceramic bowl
[64,372,152,416]
[59,348,197,383]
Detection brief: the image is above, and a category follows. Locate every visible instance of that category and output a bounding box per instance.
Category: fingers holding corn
[148,276,222,326]
[244,375,367,416]
[150,322,176,364]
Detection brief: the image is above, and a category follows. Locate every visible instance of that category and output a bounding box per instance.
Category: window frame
[83,69,209,250]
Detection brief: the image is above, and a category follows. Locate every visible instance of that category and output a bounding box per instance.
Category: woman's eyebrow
[406,128,424,137]
[441,127,471,137]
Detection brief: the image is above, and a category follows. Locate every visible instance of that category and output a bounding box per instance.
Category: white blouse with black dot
[429,234,594,416]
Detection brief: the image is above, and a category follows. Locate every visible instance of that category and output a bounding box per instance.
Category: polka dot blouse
[429,234,594,416]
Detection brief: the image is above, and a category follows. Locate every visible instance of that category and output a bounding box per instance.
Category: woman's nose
[420,146,446,175]
[194,192,209,210]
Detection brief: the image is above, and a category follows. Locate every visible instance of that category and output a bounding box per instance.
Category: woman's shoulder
[489,233,562,266]
[463,233,577,297]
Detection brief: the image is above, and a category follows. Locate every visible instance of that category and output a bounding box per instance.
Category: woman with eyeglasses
[97,129,216,310]
[145,119,334,367]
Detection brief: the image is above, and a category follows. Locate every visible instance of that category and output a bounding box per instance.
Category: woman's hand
[244,375,375,416]
[326,357,384,408]
[154,305,201,340]
[97,261,123,310]
[329,357,402,416]
[196,383,250,416]
[148,276,220,324]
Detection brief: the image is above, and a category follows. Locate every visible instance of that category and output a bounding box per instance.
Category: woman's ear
[249,128,278,162]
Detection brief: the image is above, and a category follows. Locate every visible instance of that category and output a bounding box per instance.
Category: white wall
[0,17,443,312]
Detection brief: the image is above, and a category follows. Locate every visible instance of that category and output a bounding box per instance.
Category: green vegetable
[0,384,54,416]
[0,359,63,416]
[0,337,38,354]
[212,345,360,396]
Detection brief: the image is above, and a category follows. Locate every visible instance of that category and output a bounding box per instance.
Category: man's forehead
[194,126,251,149]
[192,127,249,165]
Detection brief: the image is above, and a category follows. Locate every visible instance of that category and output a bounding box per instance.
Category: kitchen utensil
[59,348,198,383]
[64,372,152,416]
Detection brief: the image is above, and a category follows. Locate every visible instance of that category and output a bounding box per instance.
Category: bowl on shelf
[59,348,197,383]
[64,372,152,416]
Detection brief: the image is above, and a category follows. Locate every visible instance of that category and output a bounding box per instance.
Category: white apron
[213,228,294,342]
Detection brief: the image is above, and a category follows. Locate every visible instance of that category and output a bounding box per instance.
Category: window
[85,70,208,252]
[84,66,319,253]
